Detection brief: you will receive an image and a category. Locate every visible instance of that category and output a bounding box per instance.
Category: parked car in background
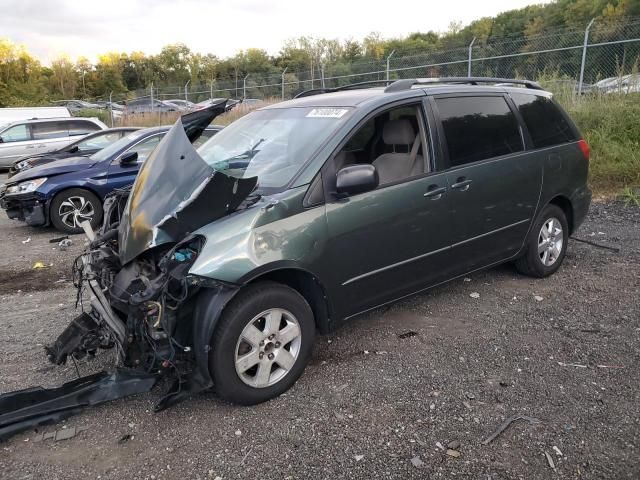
[8,127,140,178]
[0,121,222,233]
[0,107,70,127]
[164,99,196,111]
[124,98,178,114]
[52,100,102,113]
[0,117,107,168]
[594,74,640,94]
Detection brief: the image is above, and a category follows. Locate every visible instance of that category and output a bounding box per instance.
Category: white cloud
[3,0,550,64]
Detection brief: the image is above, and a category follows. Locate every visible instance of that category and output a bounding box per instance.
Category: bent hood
[119,102,258,265]
[8,155,97,184]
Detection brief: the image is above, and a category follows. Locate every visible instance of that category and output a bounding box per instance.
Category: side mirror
[336,164,379,196]
[0,137,4,143]
[68,145,79,153]
[120,151,138,165]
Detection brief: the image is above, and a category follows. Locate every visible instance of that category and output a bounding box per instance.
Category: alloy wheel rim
[538,217,563,267]
[234,308,302,388]
[58,196,95,229]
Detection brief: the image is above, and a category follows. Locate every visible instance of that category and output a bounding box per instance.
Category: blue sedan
[0,124,221,234]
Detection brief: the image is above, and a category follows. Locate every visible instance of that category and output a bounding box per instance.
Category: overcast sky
[4,0,550,64]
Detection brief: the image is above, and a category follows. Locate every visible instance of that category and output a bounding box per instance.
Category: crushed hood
[118,102,258,265]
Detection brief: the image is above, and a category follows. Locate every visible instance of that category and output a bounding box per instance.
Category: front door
[107,133,164,189]
[431,94,542,272]
[322,102,454,320]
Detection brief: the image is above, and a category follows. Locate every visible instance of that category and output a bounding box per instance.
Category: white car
[0,117,107,168]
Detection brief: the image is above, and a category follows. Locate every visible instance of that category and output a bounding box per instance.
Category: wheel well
[549,195,574,234]
[247,269,332,334]
[48,186,102,215]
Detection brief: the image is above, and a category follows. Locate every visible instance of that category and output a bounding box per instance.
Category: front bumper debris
[0,370,158,442]
[0,193,47,226]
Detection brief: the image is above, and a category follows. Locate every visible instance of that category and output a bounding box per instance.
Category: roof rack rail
[294,80,395,99]
[384,77,543,93]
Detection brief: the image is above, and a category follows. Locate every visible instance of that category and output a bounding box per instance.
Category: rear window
[435,96,523,167]
[510,93,577,148]
[68,120,101,136]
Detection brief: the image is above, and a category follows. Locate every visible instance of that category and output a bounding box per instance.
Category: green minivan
[50,78,592,407]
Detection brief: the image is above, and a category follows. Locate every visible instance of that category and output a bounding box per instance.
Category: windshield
[197,107,352,189]
[90,130,148,162]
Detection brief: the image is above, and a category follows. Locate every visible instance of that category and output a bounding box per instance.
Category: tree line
[0,0,638,106]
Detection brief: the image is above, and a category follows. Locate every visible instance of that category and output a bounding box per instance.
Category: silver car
[0,117,107,167]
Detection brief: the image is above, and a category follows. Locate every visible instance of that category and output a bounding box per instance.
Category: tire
[515,204,569,278]
[209,281,315,405]
[49,188,103,234]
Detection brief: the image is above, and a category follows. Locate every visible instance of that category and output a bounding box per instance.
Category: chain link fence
[115,16,640,108]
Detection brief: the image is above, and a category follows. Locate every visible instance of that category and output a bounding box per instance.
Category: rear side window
[32,121,69,140]
[68,120,101,136]
[435,96,523,167]
[510,93,577,148]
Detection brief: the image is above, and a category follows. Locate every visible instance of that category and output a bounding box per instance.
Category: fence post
[468,37,476,77]
[321,64,326,88]
[109,91,114,127]
[184,79,190,101]
[386,50,396,81]
[281,67,288,100]
[150,83,154,114]
[210,80,214,99]
[243,74,249,99]
[579,18,596,95]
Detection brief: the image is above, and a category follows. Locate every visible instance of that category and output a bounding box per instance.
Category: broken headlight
[5,177,47,195]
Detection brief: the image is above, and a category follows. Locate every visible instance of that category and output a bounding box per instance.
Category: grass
[117,90,639,196]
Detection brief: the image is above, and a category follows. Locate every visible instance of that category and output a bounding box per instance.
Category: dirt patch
[0,267,70,294]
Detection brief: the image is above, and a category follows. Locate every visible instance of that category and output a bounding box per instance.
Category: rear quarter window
[435,96,523,167]
[68,120,101,136]
[510,93,578,148]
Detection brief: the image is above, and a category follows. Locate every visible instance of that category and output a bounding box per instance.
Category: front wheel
[515,204,569,278]
[49,188,103,234]
[209,282,315,405]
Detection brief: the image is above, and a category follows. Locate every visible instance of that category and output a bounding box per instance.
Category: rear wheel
[50,188,103,234]
[515,204,568,278]
[209,282,315,405]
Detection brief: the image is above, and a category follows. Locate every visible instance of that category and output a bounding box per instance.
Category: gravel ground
[0,198,638,480]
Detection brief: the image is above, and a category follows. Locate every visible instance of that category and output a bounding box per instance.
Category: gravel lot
[0,194,638,480]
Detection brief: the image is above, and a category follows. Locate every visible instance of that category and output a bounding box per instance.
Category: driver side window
[332,104,429,186]
[127,135,163,163]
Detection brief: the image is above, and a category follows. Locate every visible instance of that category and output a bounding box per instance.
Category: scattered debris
[58,238,73,251]
[470,292,480,298]
[435,442,445,451]
[570,236,620,252]
[465,391,476,400]
[447,440,460,450]
[410,456,424,468]
[481,415,541,445]
[32,261,48,269]
[557,361,588,368]
[363,350,370,355]
[429,403,436,411]
[553,446,563,456]
[446,449,461,458]
[597,364,625,369]
[398,331,418,339]
[544,451,556,470]
[354,455,364,461]
[463,277,471,282]
[534,295,544,302]
[49,235,69,243]
[34,425,89,442]
[235,429,242,436]
[21,237,31,244]
[463,401,472,410]
[118,433,133,444]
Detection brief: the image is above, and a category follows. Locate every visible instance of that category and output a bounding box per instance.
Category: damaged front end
[0,102,258,440]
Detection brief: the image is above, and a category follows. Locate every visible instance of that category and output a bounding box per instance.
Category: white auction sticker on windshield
[306,108,349,118]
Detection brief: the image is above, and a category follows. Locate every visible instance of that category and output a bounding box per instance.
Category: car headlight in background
[5,177,47,195]
[15,160,32,171]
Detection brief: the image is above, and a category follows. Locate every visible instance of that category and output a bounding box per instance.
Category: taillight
[577,139,590,161]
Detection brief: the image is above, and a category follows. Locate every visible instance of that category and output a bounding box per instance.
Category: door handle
[451,177,472,191]
[423,186,446,200]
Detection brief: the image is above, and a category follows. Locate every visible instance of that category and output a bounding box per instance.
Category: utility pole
[386,50,395,81]
[82,70,87,99]
[243,74,249,99]
[109,91,113,127]
[321,64,325,89]
[184,79,190,101]
[281,67,288,100]
[578,18,596,96]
